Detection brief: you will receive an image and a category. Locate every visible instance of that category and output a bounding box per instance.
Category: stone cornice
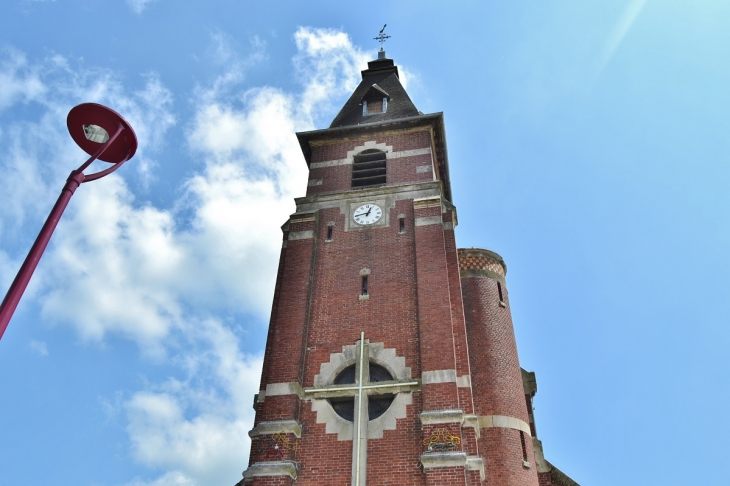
[295,181,443,207]
[242,461,298,481]
[420,451,467,469]
[248,420,302,438]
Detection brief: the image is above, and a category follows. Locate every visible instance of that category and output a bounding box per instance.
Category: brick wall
[248,125,490,485]
[307,129,435,197]
[459,248,538,486]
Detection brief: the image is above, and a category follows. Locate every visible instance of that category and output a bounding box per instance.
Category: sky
[0,1,729,485]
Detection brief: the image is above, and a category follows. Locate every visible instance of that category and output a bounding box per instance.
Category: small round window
[328,363,396,422]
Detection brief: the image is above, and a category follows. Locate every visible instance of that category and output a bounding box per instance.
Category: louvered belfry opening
[352,149,387,188]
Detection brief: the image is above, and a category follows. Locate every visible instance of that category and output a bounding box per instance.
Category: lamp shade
[67,103,138,163]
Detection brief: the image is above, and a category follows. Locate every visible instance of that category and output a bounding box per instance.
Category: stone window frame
[310,341,413,441]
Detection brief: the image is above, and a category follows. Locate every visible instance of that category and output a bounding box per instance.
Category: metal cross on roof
[304,332,419,486]
[374,24,390,51]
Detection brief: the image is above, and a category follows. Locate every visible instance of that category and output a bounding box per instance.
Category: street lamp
[0,103,137,340]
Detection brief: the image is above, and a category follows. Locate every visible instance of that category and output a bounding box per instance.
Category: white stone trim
[288,230,314,240]
[416,164,433,173]
[419,452,484,479]
[443,222,454,231]
[309,144,431,169]
[310,340,413,441]
[532,437,551,473]
[422,369,457,384]
[311,397,354,440]
[308,178,323,186]
[464,414,480,439]
[310,157,349,168]
[466,456,486,481]
[314,342,411,386]
[345,142,390,166]
[414,216,442,227]
[413,195,442,209]
[456,374,471,387]
[263,382,303,399]
[386,147,432,159]
[248,420,302,438]
[420,451,467,469]
[418,410,480,439]
[420,410,531,434]
[367,392,412,439]
[478,414,532,436]
[420,409,464,425]
[242,460,298,480]
[295,181,441,215]
[368,342,412,379]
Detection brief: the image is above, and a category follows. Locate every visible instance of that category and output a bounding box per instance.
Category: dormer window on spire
[363,98,387,115]
[361,84,390,116]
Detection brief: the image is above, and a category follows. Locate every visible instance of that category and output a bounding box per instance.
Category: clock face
[353,203,383,225]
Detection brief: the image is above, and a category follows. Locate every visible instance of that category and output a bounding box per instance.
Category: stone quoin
[236,47,579,486]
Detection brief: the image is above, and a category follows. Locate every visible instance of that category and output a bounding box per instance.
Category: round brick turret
[458,248,539,486]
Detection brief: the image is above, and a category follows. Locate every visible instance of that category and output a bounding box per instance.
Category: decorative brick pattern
[457,248,507,278]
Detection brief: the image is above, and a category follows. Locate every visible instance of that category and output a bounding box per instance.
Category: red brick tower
[237,51,579,486]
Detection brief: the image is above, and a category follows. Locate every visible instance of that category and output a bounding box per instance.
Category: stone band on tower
[237,49,578,486]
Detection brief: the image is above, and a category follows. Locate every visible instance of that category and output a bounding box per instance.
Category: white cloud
[293,27,370,121]
[196,33,267,105]
[29,339,48,356]
[41,175,184,354]
[126,0,159,15]
[126,471,196,486]
[124,320,263,486]
[0,54,174,235]
[0,47,46,110]
[0,27,373,485]
[117,27,368,485]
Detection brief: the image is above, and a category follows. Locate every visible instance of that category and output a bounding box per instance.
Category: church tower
[238,47,579,486]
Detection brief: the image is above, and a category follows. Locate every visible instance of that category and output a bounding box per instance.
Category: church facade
[237,51,578,486]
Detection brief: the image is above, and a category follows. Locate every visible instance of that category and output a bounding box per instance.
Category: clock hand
[355,207,374,217]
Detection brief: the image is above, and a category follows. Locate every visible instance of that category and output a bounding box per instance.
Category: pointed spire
[328,53,418,128]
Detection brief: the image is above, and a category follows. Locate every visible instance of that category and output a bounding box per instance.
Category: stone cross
[304,332,419,486]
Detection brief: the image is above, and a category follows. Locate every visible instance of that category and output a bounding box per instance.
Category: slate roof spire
[328,49,420,128]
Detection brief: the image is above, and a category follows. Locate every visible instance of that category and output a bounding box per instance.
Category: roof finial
[374,24,390,59]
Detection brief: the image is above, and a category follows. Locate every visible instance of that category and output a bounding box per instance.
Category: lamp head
[67,103,137,163]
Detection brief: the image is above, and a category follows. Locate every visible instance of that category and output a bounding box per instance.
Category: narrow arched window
[352,149,386,188]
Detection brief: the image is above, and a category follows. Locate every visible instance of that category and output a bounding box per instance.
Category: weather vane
[374,24,390,52]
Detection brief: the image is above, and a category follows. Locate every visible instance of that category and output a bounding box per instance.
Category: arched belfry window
[352,149,387,188]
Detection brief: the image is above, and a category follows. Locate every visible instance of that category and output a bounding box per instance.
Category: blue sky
[1,1,729,485]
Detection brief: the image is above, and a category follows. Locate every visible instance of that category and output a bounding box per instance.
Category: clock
[353,203,383,225]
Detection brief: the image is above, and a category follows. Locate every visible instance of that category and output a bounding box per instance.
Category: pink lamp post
[0,103,137,340]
